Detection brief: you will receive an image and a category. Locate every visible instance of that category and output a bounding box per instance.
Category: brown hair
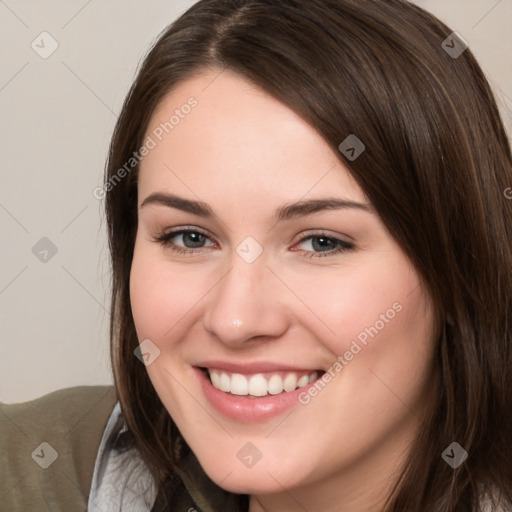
[104,0,512,509]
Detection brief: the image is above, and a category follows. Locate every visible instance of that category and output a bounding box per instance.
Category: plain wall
[1,0,510,403]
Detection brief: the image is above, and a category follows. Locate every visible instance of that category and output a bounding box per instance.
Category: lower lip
[195,367,320,423]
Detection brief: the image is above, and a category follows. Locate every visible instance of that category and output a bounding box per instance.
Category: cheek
[282,253,436,404]
[129,241,192,343]
[314,262,435,418]
[129,243,200,411]
[283,255,420,354]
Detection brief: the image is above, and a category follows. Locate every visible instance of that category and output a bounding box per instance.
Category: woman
[2,0,511,511]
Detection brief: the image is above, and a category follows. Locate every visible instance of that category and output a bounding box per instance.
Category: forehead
[138,69,366,207]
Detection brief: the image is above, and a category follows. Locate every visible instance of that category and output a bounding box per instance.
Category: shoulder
[0,385,116,512]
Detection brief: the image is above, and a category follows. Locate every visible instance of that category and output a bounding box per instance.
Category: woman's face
[130,69,437,508]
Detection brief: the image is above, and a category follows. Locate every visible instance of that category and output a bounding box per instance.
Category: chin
[197,452,311,495]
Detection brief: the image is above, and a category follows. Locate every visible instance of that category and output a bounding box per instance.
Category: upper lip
[195,360,322,374]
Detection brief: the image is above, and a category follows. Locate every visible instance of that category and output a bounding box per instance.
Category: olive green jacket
[0,386,247,512]
[1,386,117,511]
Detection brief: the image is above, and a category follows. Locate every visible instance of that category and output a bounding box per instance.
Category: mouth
[193,360,327,421]
[199,367,323,398]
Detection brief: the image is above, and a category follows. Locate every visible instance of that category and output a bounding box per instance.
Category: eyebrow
[140,192,374,223]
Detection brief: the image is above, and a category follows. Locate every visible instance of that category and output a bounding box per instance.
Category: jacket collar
[88,401,248,512]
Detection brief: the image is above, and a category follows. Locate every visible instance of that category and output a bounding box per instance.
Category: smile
[206,368,319,397]
[194,363,326,422]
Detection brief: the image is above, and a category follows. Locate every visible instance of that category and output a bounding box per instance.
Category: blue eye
[152,229,354,258]
[153,229,215,254]
[294,233,354,258]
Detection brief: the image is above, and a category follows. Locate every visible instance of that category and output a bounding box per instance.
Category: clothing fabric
[87,402,157,511]
[0,386,117,511]
[87,396,248,511]
[0,386,246,512]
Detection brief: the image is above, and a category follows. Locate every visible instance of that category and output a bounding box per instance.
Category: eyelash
[152,228,355,258]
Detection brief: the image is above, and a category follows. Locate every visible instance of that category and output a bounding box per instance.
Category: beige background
[1,0,510,403]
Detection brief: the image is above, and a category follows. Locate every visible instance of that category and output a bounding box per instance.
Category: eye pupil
[312,236,336,252]
[184,232,205,247]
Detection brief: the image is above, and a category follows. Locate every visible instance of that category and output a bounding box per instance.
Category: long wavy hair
[104,0,512,510]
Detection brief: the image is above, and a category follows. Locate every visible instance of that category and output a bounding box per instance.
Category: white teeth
[267,374,284,395]
[210,371,221,389]
[219,373,231,392]
[297,375,309,387]
[207,369,319,397]
[248,374,268,396]
[283,373,297,392]
[231,373,248,395]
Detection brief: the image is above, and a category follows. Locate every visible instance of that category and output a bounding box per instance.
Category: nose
[202,254,290,347]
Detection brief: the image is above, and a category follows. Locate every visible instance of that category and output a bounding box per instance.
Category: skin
[129,68,438,512]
